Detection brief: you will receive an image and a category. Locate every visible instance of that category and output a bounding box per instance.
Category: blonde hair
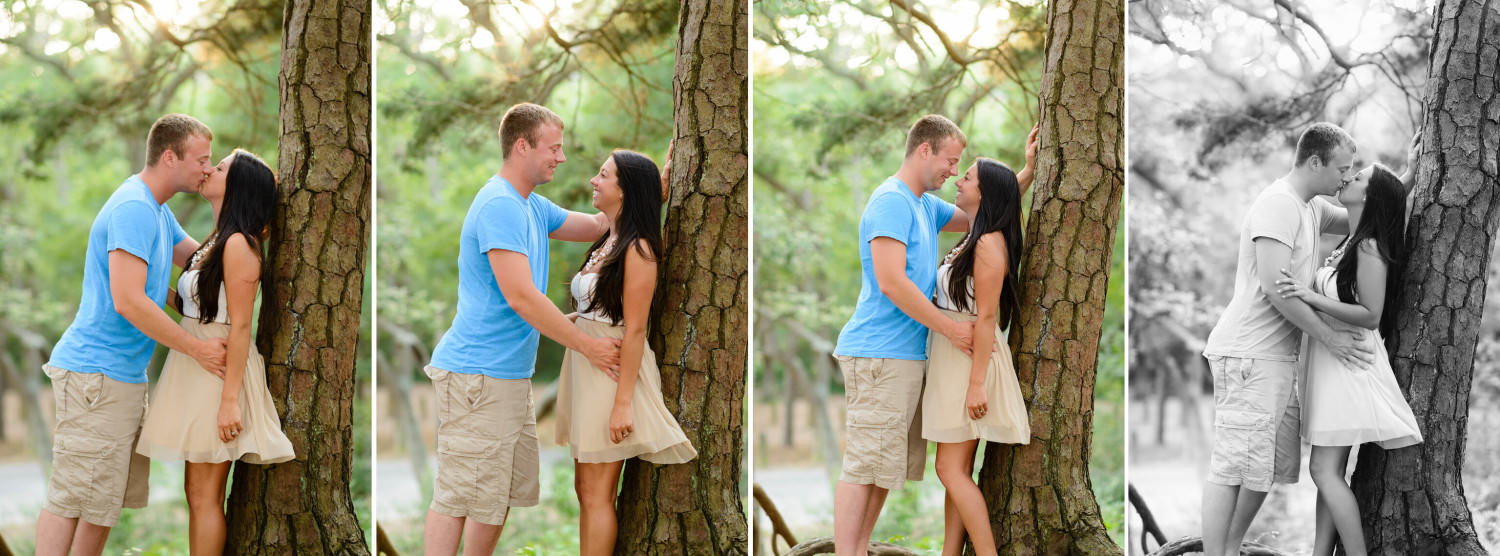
[905,114,966,157]
[499,103,565,160]
[146,114,212,167]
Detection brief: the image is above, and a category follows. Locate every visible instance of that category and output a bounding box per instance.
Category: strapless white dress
[554,272,696,463]
[135,267,295,463]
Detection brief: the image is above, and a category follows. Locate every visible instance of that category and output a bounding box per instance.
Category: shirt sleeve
[1246,193,1303,248]
[539,195,569,234]
[928,196,957,231]
[106,200,160,261]
[475,197,530,255]
[1311,196,1344,234]
[862,192,914,245]
[164,204,189,247]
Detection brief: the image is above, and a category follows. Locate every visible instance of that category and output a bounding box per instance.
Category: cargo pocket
[425,367,454,422]
[845,408,899,481]
[51,433,113,512]
[1210,408,1272,483]
[434,433,502,512]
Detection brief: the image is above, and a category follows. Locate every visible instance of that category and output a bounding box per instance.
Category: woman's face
[200,153,234,202]
[589,155,624,213]
[954,162,981,212]
[1338,165,1373,208]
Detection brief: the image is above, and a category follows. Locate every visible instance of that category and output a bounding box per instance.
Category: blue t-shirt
[834,176,956,360]
[430,175,570,379]
[48,175,189,383]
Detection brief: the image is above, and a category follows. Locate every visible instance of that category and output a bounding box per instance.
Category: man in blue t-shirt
[36,114,226,556]
[423,103,623,553]
[830,115,982,556]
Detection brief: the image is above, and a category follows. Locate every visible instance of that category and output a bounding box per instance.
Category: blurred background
[1127,0,1500,553]
[0,0,372,551]
[752,0,1125,551]
[373,0,684,552]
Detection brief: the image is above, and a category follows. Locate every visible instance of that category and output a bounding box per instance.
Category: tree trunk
[1349,1,1499,553]
[614,0,747,553]
[223,0,371,551]
[975,0,1123,552]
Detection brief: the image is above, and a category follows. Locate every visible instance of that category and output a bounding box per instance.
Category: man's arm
[172,237,201,269]
[488,249,621,371]
[548,211,609,243]
[109,250,226,373]
[941,209,970,233]
[870,237,973,354]
[1318,199,1350,236]
[1276,242,1385,330]
[1252,239,1371,367]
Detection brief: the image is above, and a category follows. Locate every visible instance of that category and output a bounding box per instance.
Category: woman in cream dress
[555,149,695,556]
[923,128,1036,556]
[135,149,294,555]
[1276,162,1422,556]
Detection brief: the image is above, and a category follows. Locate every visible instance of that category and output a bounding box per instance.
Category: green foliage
[0,0,282,361]
[0,0,370,536]
[754,0,1124,546]
[355,387,374,540]
[753,0,1048,369]
[375,0,677,390]
[1092,220,1126,545]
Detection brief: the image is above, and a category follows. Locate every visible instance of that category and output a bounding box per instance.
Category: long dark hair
[574,150,664,324]
[947,158,1023,328]
[1334,163,1405,337]
[192,149,277,323]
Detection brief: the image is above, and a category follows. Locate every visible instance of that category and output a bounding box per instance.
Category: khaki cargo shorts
[425,366,540,526]
[43,365,151,527]
[836,356,926,490]
[1207,356,1301,492]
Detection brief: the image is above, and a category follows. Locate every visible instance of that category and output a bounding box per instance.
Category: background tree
[614,0,748,553]
[223,0,372,551]
[1350,0,1500,553]
[0,0,372,550]
[974,0,1123,552]
[752,0,1125,548]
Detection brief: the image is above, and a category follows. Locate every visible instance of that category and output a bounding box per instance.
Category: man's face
[168,134,214,193]
[1314,145,1356,196]
[526,123,566,186]
[923,137,965,192]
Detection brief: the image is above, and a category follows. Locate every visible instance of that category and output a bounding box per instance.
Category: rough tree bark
[975,0,1123,553]
[613,0,747,553]
[1349,1,1499,554]
[223,0,371,552]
